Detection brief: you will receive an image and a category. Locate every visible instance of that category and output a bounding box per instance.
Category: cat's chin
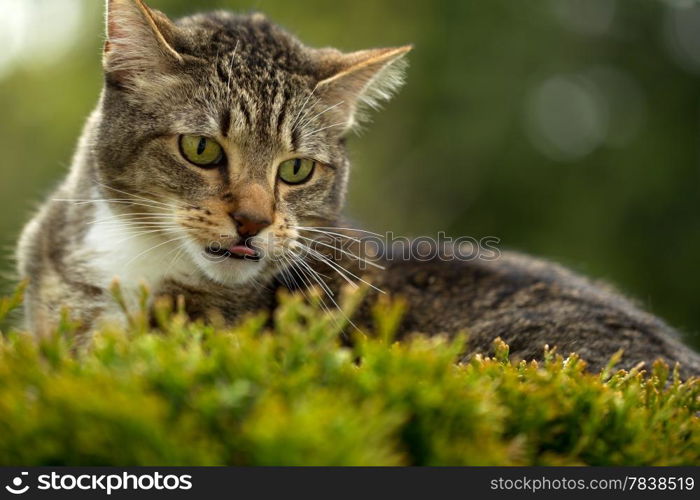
[184,241,265,287]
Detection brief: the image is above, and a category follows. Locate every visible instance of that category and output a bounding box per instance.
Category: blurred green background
[1,0,699,348]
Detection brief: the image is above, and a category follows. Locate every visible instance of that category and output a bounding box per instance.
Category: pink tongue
[229,245,258,257]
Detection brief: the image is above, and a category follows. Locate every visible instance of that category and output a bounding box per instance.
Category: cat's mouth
[205,239,262,262]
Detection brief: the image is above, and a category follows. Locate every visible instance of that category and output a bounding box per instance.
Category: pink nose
[231,212,271,237]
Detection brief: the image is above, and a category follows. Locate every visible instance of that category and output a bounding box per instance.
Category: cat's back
[364,246,700,376]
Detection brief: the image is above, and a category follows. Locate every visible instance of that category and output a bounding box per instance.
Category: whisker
[291,89,318,133]
[95,182,197,212]
[297,121,347,141]
[274,259,295,290]
[279,259,302,293]
[286,255,338,319]
[160,241,191,276]
[296,226,385,238]
[280,265,300,292]
[293,253,335,298]
[87,218,182,227]
[94,182,178,210]
[293,226,363,244]
[98,227,184,238]
[295,234,384,270]
[89,225,181,234]
[122,235,191,268]
[87,219,184,231]
[286,250,362,333]
[281,254,314,303]
[106,228,187,249]
[89,216,177,224]
[54,198,171,212]
[292,241,386,295]
[296,100,344,131]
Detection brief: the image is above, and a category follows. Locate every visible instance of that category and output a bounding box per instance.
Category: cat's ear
[103,0,183,86]
[314,45,412,132]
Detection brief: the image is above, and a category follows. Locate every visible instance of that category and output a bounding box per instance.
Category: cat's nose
[231,212,272,238]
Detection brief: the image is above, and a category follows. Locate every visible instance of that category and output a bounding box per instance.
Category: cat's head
[94,0,410,286]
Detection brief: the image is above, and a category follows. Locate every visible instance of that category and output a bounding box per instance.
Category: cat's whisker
[85,210,202,227]
[275,258,299,292]
[297,121,347,141]
[95,182,195,211]
[88,217,193,245]
[275,256,297,290]
[164,241,186,261]
[89,222,180,234]
[296,225,385,238]
[86,218,183,230]
[103,227,188,249]
[97,232,169,251]
[295,246,358,290]
[88,215,178,225]
[99,226,184,236]
[94,183,178,209]
[91,220,195,248]
[102,204,172,214]
[284,254,337,320]
[292,253,335,298]
[273,262,287,287]
[285,249,361,332]
[290,243,364,292]
[294,226,386,267]
[292,240,386,294]
[295,275,336,319]
[279,243,333,281]
[52,196,124,202]
[291,88,318,132]
[121,235,192,268]
[293,103,319,135]
[295,242,358,288]
[280,254,315,304]
[103,228,184,236]
[89,222,180,231]
[293,226,363,244]
[295,234,385,270]
[251,273,274,293]
[296,100,345,131]
[54,198,172,212]
[88,218,180,226]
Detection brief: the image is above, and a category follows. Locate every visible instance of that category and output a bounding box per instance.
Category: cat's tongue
[229,244,258,258]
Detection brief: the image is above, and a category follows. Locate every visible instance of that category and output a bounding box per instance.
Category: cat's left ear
[314,45,412,132]
[103,0,183,86]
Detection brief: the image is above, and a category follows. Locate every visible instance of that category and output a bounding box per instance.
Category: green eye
[179,135,224,167]
[279,158,316,185]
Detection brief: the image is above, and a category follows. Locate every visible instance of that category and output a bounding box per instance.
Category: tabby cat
[17,0,700,377]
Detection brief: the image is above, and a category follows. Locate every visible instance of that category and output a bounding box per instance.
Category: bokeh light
[0,0,84,79]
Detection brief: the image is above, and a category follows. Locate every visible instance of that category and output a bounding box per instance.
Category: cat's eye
[179,135,224,167]
[278,158,316,185]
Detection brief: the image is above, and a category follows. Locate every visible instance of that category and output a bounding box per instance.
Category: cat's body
[17,0,700,377]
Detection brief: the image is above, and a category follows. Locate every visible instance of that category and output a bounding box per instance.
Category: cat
[16,0,700,377]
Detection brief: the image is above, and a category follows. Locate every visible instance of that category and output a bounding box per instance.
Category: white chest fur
[82,200,198,293]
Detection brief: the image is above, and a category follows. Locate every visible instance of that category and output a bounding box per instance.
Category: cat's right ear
[103,0,183,87]
[313,45,412,132]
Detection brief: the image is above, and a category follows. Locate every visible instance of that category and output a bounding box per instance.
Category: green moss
[0,286,698,466]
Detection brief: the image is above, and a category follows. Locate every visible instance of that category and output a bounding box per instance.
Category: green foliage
[0,288,698,466]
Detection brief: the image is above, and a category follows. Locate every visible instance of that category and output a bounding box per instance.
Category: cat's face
[95,0,409,286]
